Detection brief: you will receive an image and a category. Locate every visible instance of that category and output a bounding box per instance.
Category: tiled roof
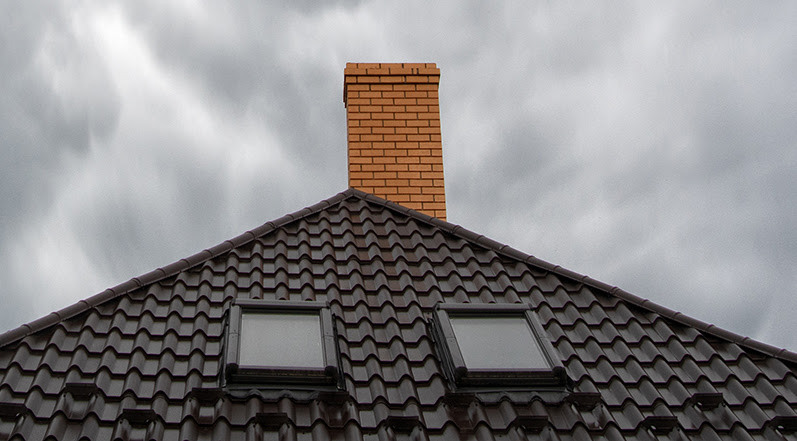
[1,188,795,440]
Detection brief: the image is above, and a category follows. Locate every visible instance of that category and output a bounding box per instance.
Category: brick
[396,127,419,134]
[343,66,367,74]
[393,84,417,91]
[347,98,372,105]
[412,178,438,187]
[397,186,422,194]
[407,135,431,141]
[361,179,386,187]
[373,171,397,179]
[361,134,383,141]
[386,179,410,187]
[396,157,420,164]
[385,163,410,172]
[408,164,432,171]
[387,67,413,75]
[372,113,395,120]
[410,194,434,202]
[372,127,395,134]
[383,106,405,112]
[405,91,428,98]
[398,171,421,179]
[359,120,384,127]
[379,75,406,83]
[390,193,411,202]
[383,120,407,127]
[395,113,418,120]
[357,76,382,84]
[349,171,374,179]
[349,127,372,134]
[405,105,428,112]
[361,164,386,172]
[394,98,417,105]
[348,112,371,120]
[365,67,390,75]
[382,91,406,98]
[371,98,394,105]
[348,142,372,149]
[396,142,420,149]
[346,84,371,91]
[384,149,408,157]
[421,202,446,210]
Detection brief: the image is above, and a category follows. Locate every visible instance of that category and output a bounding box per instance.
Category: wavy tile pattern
[0,189,795,440]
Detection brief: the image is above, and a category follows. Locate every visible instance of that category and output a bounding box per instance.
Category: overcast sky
[2,1,795,351]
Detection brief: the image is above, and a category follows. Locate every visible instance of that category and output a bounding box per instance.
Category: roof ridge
[0,189,357,349]
[2,188,794,364]
[348,190,797,364]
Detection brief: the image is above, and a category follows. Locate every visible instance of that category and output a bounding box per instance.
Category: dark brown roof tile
[1,189,794,440]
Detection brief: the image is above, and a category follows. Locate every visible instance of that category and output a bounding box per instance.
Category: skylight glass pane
[239,312,323,368]
[449,316,549,370]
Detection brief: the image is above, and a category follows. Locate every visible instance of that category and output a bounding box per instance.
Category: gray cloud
[1,1,795,352]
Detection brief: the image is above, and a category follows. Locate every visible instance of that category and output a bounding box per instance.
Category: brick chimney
[344,63,446,220]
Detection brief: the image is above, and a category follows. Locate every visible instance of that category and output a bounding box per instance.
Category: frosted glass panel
[450,316,549,369]
[240,312,323,368]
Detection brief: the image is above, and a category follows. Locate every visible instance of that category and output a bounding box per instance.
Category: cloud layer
[2,1,795,350]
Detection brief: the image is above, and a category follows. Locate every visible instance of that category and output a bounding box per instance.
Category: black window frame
[225,299,339,386]
[432,303,566,388]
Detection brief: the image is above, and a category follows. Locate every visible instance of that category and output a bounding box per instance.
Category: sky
[2,1,795,351]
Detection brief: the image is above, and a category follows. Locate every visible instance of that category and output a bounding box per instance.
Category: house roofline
[2,188,794,364]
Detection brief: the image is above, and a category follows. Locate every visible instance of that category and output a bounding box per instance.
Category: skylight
[225,300,340,386]
[431,303,567,388]
[239,312,323,368]
[449,315,550,370]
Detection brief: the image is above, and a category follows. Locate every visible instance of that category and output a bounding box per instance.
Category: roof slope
[0,188,795,440]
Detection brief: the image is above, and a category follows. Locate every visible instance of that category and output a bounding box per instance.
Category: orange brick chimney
[344,63,446,220]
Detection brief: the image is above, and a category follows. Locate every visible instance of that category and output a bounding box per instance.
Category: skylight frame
[432,303,566,387]
[225,299,339,385]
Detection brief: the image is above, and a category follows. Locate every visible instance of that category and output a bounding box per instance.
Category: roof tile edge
[1,188,793,364]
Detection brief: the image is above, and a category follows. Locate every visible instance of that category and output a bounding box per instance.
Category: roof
[1,188,795,440]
